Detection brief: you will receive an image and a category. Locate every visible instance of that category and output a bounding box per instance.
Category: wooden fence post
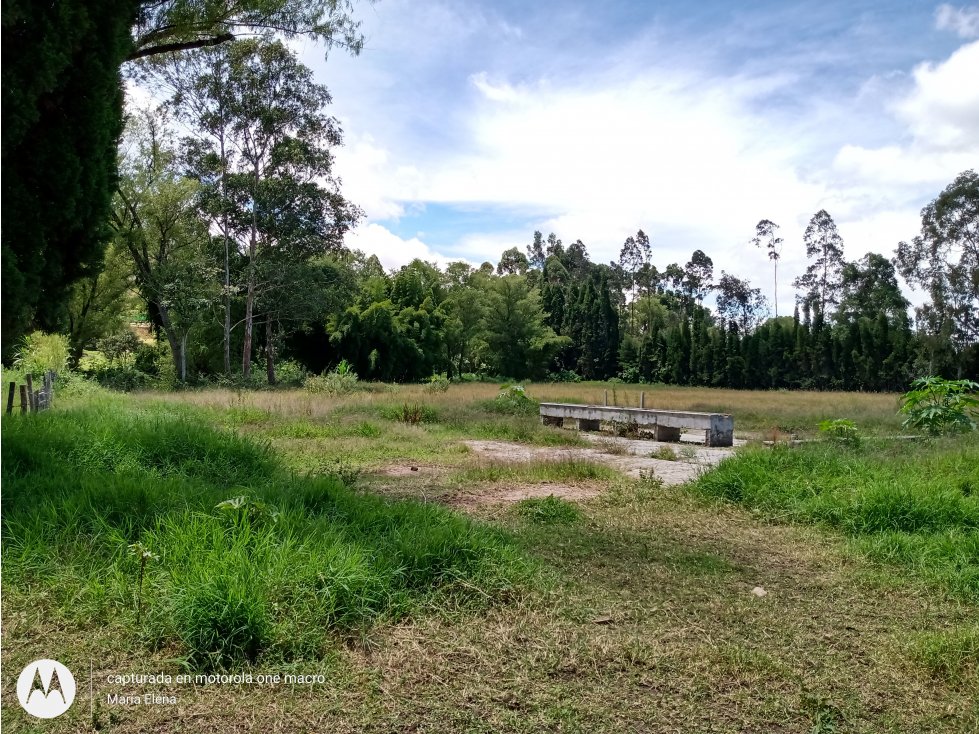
[19,385,28,414]
[25,374,35,412]
[640,391,645,409]
[6,382,15,415]
[604,389,608,406]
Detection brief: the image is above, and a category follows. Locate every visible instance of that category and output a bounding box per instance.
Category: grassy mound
[2,403,533,669]
[694,439,979,599]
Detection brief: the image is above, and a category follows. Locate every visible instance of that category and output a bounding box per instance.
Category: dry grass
[136,381,905,437]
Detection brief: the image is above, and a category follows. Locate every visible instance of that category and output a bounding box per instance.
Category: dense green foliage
[1,0,137,355]
[695,440,979,598]
[1,403,531,669]
[1,0,363,358]
[899,377,979,435]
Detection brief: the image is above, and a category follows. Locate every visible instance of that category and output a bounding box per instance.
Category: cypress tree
[2,0,138,352]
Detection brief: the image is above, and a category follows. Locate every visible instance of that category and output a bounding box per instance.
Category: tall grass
[694,440,979,598]
[2,403,533,669]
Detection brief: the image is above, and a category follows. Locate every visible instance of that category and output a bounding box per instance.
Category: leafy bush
[13,331,69,376]
[514,495,582,525]
[425,373,450,393]
[384,403,439,424]
[304,360,359,395]
[274,359,308,386]
[485,385,539,416]
[96,331,142,361]
[79,348,153,391]
[547,369,582,383]
[818,418,860,446]
[900,377,979,436]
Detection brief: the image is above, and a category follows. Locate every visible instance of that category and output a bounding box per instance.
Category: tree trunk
[220,133,232,375]
[157,303,185,382]
[181,331,188,383]
[241,159,260,380]
[265,317,276,385]
[242,280,254,379]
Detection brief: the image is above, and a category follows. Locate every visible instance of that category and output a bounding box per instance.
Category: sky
[295,1,979,314]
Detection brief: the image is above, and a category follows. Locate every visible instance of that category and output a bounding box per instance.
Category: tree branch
[127,33,235,61]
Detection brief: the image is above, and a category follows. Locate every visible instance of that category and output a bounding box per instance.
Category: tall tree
[752,219,783,317]
[111,110,217,381]
[497,247,530,275]
[716,272,769,335]
[838,253,909,324]
[482,275,568,380]
[895,170,979,375]
[619,229,651,335]
[173,40,359,380]
[683,249,714,303]
[794,209,846,317]
[1,0,137,355]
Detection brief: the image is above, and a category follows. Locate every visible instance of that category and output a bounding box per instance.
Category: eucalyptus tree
[752,219,783,317]
[794,209,846,318]
[168,39,360,380]
[716,272,769,335]
[895,170,979,375]
[619,229,651,334]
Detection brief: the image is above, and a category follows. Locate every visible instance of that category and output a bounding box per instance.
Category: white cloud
[319,1,978,319]
[897,40,979,149]
[345,223,463,270]
[935,4,979,38]
[832,41,979,184]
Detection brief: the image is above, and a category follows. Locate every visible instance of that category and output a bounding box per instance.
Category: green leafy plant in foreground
[128,541,158,626]
[818,418,860,446]
[900,377,979,436]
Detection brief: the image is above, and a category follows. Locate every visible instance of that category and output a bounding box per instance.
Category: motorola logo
[17,659,76,719]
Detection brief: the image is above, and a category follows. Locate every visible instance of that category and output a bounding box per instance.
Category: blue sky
[296,1,979,312]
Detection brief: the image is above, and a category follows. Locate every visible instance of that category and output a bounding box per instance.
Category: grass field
[2,381,976,732]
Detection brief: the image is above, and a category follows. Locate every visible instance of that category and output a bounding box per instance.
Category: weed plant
[2,403,533,670]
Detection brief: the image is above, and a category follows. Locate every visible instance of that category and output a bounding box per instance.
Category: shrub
[274,360,308,386]
[425,373,450,393]
[385,403,438,424]
[818,418,860,446]
[13,331,70,376]
[305,360,359,395]
[900,377,979,436]
[96,331,142,362]
[485,385,539,416]
[547,369,582,383]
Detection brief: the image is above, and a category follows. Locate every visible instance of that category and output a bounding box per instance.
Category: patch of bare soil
[374,463,442,477]
[448,482,606,509]
[463,433,741,485]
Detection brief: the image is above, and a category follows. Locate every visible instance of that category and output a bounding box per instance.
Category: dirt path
[462,432,742,485]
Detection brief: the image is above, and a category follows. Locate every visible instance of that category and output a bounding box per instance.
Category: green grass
[513,496,584,525]
[694,438,979,598]
[907,624,979,682]
[1,402,534,670]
